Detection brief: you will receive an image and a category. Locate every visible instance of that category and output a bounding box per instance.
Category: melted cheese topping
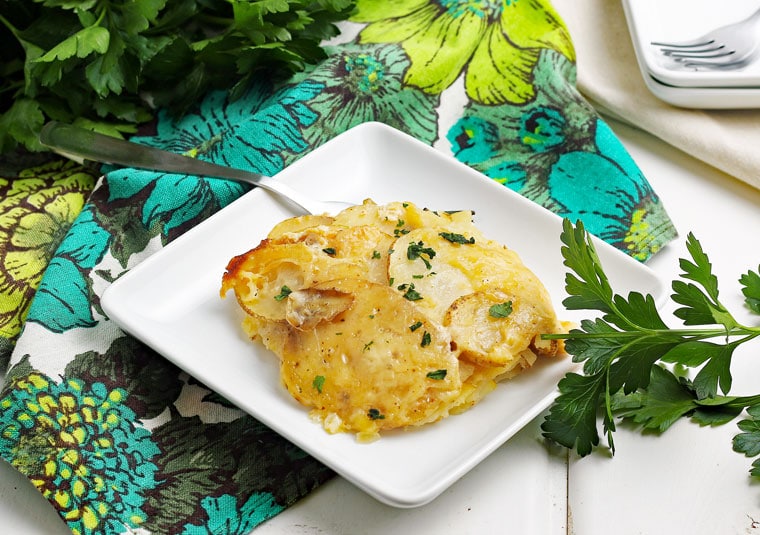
[221,200,566,441]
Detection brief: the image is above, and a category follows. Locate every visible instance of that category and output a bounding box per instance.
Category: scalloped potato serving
[220,200,566,441]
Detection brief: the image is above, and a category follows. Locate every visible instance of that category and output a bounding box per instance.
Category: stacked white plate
[622,0,760,108]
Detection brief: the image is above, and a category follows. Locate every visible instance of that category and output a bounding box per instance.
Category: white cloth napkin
[553,0,760,191]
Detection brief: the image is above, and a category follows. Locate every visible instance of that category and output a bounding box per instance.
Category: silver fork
[651,7,760,69]
[39,122,353,216]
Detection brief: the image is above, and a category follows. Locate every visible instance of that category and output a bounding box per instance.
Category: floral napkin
[554,0,760,192]
[0,1,678,534]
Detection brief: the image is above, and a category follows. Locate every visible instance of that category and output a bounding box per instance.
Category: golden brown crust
[221,200,567,440]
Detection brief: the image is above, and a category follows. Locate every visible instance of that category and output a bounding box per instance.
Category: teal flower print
[447,50,676,260]
[448,51,596,197]
[290,43,440,146]
[106,81,323,237]
[519,106,566,153]
[548,120,677,260]
[25,205,110,332]
[0,373,160,534]
[448,116,499,163]
[484,160,528,191]
[181,493,284,535]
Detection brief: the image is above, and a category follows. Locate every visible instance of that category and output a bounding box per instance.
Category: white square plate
[622,0,760,108]
[101,122,665,507]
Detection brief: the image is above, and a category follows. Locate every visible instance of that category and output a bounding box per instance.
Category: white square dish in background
[101,122,664,507]
[622,0,760,108]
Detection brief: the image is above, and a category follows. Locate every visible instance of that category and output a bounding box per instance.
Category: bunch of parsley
[0,0,355,153]
[542,220,760,478]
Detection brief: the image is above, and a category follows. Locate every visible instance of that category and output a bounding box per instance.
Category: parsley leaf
[541,370,606,456]
[733,404,760,477]
[407,241,436,269]
[397,283,422,301]
[420,331,431,347]
[542,219,760,471]
[740,267,760,314]
[1,0,356,153]
[439,232,475,245]
[672,233,737,329]
[426,369,447,380]
[488,301,512,318]
[610,365,700,432]
[274,285,292,301]
[313,375,325,393]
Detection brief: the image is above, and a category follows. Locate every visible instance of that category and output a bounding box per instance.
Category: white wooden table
[3,117,760,534]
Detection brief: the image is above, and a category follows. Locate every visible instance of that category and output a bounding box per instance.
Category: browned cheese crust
[221,200,566,441]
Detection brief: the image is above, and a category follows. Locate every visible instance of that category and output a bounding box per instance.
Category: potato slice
[221,241,315,320]
[389,226,556,319]
[285,288,354,330]
[221,225,394,320]
[245,279,462,441]
[389,225,564,370]
[388,227,478,323]
[267,214,334,238]
[333,199,476,237]
[443,287,559,368]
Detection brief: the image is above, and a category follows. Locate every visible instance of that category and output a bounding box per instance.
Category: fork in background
[651,7,760,69]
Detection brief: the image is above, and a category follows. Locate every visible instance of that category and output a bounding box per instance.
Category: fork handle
[38,121,321,213]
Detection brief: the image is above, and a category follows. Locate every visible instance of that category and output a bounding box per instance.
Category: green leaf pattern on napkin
[0,1,678,533]
[0,159,98,365]
[352,0,575,104]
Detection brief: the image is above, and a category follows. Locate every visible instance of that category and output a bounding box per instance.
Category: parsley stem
[0,14,20,39]
[543,326,759,341]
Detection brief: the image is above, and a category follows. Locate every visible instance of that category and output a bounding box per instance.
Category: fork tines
[651,39,741,65]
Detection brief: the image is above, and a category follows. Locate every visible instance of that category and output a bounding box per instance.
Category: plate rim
[101,121,665,507]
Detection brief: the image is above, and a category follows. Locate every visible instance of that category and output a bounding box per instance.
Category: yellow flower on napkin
[0,160,95,349]
[352,0,575,104]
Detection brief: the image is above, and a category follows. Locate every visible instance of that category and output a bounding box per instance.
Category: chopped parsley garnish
[363,341,374,351]
[489,301,513,318]
[439,232,475,245]
[274,285,292,301]
[426,369,447,380]
[407,241,436,269]
[372,250,382,259]
[313,375,326,393]
[409,321,423,332]
[398,283,423,301]
[322,247,336,256]
[367,408,385,420]
[421,331,431,347]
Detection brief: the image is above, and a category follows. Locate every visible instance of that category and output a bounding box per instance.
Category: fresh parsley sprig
[541,219,760,475]
[0,0,356,153]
